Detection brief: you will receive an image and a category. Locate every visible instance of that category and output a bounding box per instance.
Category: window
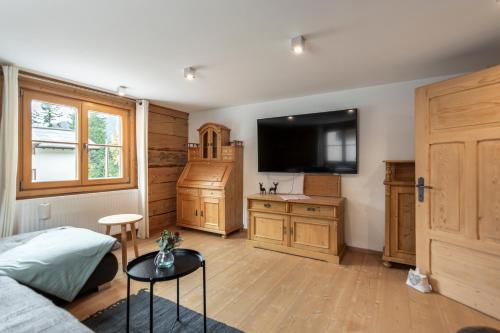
[326,129,357,163]
[326,131,343,162]
[19,88,136,198]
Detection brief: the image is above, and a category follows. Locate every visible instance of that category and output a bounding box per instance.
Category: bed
[0,227,118,303]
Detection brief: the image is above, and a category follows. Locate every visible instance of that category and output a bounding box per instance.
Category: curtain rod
[18,70,139,103]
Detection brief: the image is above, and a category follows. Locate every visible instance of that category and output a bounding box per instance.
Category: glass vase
[154,249,174,269]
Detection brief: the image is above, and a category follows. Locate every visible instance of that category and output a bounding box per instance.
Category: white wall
[189,75,455,251]
[32,148,77,182]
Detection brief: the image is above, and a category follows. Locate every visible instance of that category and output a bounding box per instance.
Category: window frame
[22,90,83,190]
[17,80,137,199]
[81,102,130,186]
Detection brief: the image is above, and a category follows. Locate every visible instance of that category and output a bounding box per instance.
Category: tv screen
[257,109,358,174]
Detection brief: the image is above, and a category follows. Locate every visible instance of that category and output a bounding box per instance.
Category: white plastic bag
[406,267,432,293]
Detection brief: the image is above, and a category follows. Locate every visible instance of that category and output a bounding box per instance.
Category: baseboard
[346,245,382,256]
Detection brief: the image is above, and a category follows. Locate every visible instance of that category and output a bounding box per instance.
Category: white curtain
[0,65,19,237]
[136,100,149,238]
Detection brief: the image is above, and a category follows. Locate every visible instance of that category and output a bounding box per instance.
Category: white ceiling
[1,0,500,112]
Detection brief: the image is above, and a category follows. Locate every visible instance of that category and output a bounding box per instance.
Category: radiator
[15,189,140,235]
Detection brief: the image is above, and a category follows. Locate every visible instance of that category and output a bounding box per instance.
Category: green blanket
[0,227,116,301]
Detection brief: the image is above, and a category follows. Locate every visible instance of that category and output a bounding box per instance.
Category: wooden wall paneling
[147,104,188,235]
[149,211,177,234]
[149,103,189,120]
[148,166,184,184]
[149,198,176,216]
[148,133,188,151]
[148,112,188,137]
[148,150,187,167]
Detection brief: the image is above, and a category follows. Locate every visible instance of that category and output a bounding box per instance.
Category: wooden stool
[98,214,142,272]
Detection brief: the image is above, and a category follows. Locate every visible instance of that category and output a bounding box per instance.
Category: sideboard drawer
[249,200,286,213]
[291,203,336,218]
[178,187,199,196]
[200,189,224,198]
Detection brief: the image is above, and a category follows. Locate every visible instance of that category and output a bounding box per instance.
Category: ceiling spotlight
[287,116,295,120]
[291,35,305,54]
[117,86,127,96]
[184,67,196,80]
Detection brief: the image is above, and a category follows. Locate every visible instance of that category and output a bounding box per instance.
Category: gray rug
[82,289,242,333]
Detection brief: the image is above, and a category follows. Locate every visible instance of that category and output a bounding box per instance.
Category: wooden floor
[67,229,500,333]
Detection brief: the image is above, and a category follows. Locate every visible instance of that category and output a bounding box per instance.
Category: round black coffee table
[126,249,206,333]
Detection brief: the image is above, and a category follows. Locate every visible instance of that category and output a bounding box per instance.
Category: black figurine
[259,182,266,195]
[269,182,279,194]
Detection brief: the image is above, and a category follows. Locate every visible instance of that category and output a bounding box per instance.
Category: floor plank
[66,229,500,333]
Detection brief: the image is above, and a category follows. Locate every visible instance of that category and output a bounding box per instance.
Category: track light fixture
[117,86,127,96]
[184,67,196,80]
[291,35,305,54]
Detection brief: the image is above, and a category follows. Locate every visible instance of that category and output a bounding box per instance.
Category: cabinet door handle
[195,210,198,216]
[264,203,271,208]
[290,228,294,235]
[201,210,204,217]
[307,207,317,212]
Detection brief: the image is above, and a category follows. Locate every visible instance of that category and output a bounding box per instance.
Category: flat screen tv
[257,109,358,174]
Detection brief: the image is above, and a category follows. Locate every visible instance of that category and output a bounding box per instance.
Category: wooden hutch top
[179,123,243,190]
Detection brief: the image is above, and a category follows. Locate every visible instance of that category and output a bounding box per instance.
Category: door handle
[416,177,433,202]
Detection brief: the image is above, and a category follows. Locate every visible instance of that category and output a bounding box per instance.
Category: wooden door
[415,65,500,319]
[201,197,222,230]
[389,185,415,262]
[290,216,332,254]
[249,212,288,246]
[178,195,200,226]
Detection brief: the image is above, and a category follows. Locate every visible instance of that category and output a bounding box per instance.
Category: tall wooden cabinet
[177,123,243,237]
[382,160,416,267]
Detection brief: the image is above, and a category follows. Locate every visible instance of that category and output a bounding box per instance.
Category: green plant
[156,230,182,252]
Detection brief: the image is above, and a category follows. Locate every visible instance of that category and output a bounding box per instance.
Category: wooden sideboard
[247,186,345,263]
[176,123,243,237]
[382,160,416,267]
